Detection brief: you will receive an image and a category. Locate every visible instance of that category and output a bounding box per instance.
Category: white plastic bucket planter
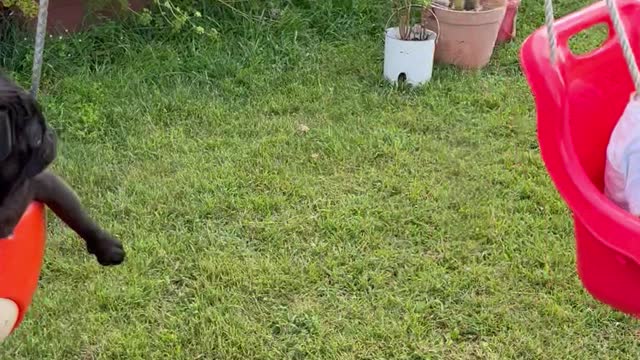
[384,26,437,86]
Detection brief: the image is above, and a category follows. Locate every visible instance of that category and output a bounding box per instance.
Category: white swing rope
[543,0,557,64]
[544,0,640,92]
[30,0,49,98]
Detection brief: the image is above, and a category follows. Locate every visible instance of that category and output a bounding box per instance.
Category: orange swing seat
[0,202,46,341]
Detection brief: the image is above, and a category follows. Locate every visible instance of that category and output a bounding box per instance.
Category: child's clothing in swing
[605,94,640,216]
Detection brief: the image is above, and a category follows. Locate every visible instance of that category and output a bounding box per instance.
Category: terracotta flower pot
[425,4,506,69]
[18,0,149,34]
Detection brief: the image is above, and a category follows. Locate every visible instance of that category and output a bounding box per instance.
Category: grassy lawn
[2,0,639,358]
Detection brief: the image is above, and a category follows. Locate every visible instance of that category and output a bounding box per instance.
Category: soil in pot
[425,1,506,69]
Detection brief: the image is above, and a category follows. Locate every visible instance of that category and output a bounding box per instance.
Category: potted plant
[425,0,506,69]
[383,0,438,86]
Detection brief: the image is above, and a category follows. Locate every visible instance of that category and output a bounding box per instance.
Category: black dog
[0,74,124,266]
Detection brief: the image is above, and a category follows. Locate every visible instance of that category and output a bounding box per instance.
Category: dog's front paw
[87,233,125,266]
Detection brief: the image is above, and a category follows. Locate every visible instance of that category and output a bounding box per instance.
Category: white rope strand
[544,0,557,64]
[605,0,640,93]
[30,0,49,98]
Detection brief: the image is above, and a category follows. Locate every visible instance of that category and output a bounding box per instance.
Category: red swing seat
[0,203,46,340]
[520,0,640,316]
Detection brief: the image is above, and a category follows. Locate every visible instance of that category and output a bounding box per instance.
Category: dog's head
[0,74,56,188]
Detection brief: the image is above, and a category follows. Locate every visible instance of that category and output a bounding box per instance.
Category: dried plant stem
[392,0,430,41]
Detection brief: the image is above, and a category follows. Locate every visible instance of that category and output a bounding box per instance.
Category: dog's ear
[0,110,13,161]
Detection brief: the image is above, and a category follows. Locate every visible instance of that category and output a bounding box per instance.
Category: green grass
[2,0,640,358]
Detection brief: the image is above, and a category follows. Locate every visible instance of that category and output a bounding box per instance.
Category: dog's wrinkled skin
[0,74,124,266]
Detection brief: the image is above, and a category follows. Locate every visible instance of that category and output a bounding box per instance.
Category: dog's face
[0,76,56,188]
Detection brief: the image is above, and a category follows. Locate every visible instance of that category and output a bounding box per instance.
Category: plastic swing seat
[520,0,640,316]
[0,203,46,341]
